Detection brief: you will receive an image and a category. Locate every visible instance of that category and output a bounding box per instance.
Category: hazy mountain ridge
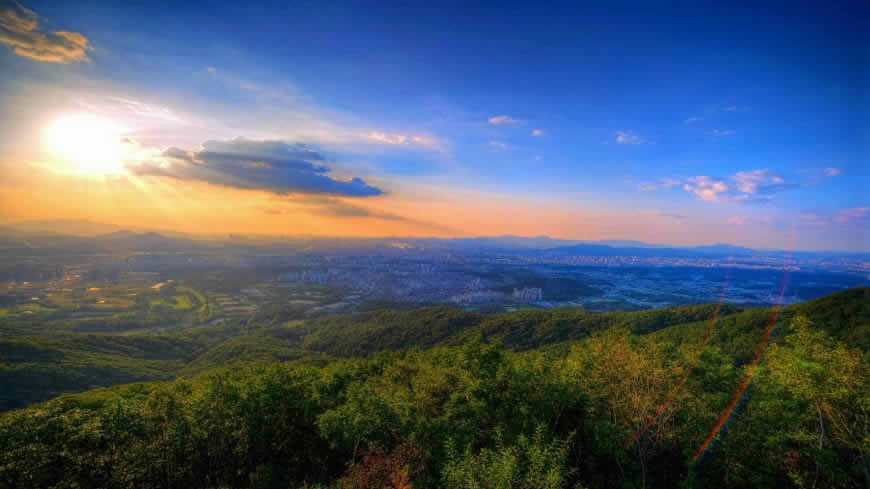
[2,220,867,257]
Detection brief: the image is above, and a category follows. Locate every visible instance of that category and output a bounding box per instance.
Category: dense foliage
[1,287,868,488]
[0,298,744,410]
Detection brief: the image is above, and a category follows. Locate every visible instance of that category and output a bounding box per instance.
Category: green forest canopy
[0,287,868,488]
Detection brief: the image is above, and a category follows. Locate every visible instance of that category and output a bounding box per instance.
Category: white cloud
[488,140,508,150]
[824,167,841,177]
[683,176,729,202]
[683,116,702,124]
[709,129,736,136]
[679,169,796,203]
[488,115,518,125]
[615,131,643,145]
[732,169,784,194]
[411,135,437,146]
[367,131,438,148]
[368,132,407,145]
[531,128,544,137]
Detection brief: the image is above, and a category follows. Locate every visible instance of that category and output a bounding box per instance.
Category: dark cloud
[309,198,407,221]
[0,3,89,63]
[263,196,406,221]
[128,137,383,197]
[259,195,454,234]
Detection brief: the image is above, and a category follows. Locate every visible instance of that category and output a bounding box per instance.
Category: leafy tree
[759,315,869,488]
[442,427,577,489]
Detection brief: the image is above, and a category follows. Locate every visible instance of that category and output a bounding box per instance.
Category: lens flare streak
[626,263,733,448]
[689,252,792,465]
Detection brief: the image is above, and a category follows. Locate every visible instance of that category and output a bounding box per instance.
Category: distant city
[3,222,867,325]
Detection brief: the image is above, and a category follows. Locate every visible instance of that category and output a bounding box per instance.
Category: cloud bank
[127,138,383,197]
[0,3,89,63]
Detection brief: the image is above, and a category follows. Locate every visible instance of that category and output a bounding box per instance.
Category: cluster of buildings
[450,290,505,305]
[512,287,543,302]
[450,287,545,305]
[277,270,331,284]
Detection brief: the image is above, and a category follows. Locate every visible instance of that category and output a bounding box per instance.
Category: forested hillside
[1,301,743,410]
[0,288,867,488]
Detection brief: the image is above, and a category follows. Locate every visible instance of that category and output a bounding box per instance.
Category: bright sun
[44,113,131,176]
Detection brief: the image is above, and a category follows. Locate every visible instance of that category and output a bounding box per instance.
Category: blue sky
[0,1,866,249]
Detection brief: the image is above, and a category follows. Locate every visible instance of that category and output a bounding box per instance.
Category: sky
[0,0,866,250]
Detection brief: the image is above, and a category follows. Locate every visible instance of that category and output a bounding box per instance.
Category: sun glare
[44,113,131,176]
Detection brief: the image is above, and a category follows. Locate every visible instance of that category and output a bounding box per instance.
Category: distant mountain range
[1,219,866,257]
[0,219,196,239]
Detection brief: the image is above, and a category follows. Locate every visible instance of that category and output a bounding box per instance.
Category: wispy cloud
[262,195,454,233]
[0,3,90,63]
[273,196,405,220]
[101,96,186,124]
[799,213,827,226]
[206,66,304,105]
[727,216,747,225]
[367,132,410,145]
[835,208,870,224]
[657,212,687,221]
[203,67,445,151]
[638,178,682,192]
[531,128,544,137]
[488,115,519,125]
[615,131,643,145]
[824,167,841,177]
[683,116,702,124]
[488,140,508,151]
[709,129,736,136]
